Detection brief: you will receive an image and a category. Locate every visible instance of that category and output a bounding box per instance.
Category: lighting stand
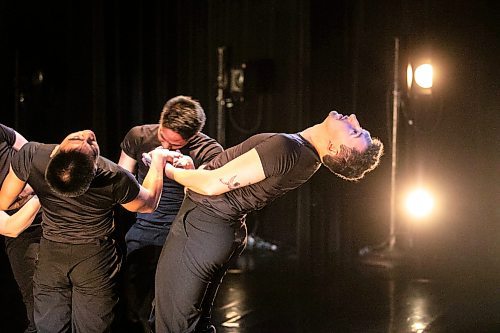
[358,37,415,269]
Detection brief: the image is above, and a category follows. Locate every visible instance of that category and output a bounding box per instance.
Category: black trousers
[4,224,42,333]
[34,237,121,333]
[120,220,170,332]
[121,244,163,332]
[154,198,247,333]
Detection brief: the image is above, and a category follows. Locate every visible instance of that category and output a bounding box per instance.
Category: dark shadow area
[0,238,30,333]
[211,247,500,333]
[1,238,500,332]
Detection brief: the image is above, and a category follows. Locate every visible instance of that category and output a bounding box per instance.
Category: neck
[299,124,326,157]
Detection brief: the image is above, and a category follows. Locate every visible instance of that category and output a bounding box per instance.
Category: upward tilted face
[157,126,188,150]
[323,111,372,154]
[59,130,100,158]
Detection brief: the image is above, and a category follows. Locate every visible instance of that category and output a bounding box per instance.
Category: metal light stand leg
[358,37,412,269]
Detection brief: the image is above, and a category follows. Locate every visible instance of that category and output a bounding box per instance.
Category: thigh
[124,222,146,255]
[124,245,162,283]
[71,240,121,333]
[4,225,41,293]
[155,221,207,333]
[183,214,243,279]
[122,245,162,319]
[125,221,170,256]
[33,239,72,333]
[4,225,41,331]
[155,207,243,333]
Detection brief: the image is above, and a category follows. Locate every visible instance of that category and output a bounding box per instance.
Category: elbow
[200,189,223,196]
[133,203,155,214]
[140,206,155,214]
[0,196,16,210]
[191,183,225,196]
[138,199,159,214]
[0,201,9,211]
[2,230,20,238]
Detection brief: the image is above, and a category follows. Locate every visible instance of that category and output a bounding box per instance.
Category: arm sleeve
[0,124,16,146]
[113,167,141,204]
[193,140,224,167]
[254,134,300,177]
[10,142,38,182]
[120,126,143,160]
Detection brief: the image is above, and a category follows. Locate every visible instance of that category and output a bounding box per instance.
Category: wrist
[164,163,175,179]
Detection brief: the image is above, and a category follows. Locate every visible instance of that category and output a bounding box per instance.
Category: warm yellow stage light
[407,64,414,90]
[414,64,433,89]
[405,188,434,219]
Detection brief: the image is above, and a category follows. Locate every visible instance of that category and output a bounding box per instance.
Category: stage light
[407,64,414,91]
[405,188,435,219]
[406,61,433,96]
[414,64,433,89]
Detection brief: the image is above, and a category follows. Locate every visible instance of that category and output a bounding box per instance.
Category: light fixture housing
[406,61,433,96]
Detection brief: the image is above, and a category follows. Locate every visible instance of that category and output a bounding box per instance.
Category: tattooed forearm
[219,175,241,190]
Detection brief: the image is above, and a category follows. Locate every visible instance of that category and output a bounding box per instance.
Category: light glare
[405,188,434,219]
[407,64,413,90]
[414,64,433,89]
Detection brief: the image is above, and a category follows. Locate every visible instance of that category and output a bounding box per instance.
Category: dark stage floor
[1,241,499,333]
[211,246,500,333]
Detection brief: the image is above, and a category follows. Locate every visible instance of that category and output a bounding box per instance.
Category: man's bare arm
[121,148,170,213]
[0,196,40,237]
[0,167,27,210]
[164,148,266,196]
[118,150,137,174]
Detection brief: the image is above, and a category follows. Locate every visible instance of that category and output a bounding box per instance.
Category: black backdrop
[0,0,498,273]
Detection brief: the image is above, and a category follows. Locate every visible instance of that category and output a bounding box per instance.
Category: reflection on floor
[213,246,500,333]
[1,239,499,332]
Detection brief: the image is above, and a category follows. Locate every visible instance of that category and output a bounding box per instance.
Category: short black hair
[160,95,206,140]
[323,137,384,182]
[45,150,96,197]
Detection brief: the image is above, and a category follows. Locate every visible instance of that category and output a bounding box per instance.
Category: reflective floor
[1,241,499,332]
[212,247,500,333]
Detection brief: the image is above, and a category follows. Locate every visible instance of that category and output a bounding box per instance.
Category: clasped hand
[6,184,35,210]
[142,147,195,170]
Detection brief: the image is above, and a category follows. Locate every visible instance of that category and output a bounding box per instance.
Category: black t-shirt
[11,142,141,243]
[188,133,322,220]
[120,124,223,224]
[0,123,16,184]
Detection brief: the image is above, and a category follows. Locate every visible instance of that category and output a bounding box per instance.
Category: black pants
[4,224,42,333]
[154,198,247,333]
[121,244,163,332]
[34,237,121,333]
[120,220,171,332]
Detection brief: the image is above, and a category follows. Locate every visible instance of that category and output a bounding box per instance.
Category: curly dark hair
[323,137,384,182]
[160,96,206,140]
[45,150,96,197]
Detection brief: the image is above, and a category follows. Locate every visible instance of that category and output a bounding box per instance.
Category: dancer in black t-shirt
[0,123,42,333]
[153,111,384,333]
[0,129,173,333]
[118,96,222,332]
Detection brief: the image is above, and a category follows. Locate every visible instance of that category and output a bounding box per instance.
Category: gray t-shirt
[12,142,140,243]
[188,133,322,220]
